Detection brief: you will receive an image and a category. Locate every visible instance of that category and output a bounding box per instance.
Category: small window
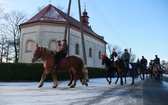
[98,51,101,59]
[89,48,92,57]
[75,44,79,54]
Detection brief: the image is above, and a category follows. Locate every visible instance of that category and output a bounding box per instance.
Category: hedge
[0,63,106,82]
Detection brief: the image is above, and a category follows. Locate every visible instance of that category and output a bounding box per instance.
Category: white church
[19,4,107,68]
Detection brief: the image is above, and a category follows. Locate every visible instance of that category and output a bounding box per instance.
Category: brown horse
[152,62,163,80]
[31,44,88,88]
[113,56,134,85]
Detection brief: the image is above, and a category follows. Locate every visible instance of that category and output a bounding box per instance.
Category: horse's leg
[140,70,144,80]
[83,69,88,86]
[124,75,126,84]
[119,72,123,85]
[50,69,58,88]
[115,72,119,84]
[106,71,111,84]
[142,70,145,80]
[38,70,48,88]
[120,76,123,85]
[145,70,148,79]
[85,69,89,82]
[68,70,74,86]
[153,71,157,80]
[124,70,127,84]
[130,70,134,85]
[70,69,77,88]
[109,74,112,85]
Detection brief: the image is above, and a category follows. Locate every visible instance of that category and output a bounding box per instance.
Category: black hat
[124,49,127,51]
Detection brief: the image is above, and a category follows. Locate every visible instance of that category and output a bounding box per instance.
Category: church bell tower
[82,5,89,27]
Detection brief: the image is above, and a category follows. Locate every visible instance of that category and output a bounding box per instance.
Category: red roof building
[19,4,107,68]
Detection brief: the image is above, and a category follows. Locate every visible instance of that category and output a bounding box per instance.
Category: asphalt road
[143,79,168,105]
[86,77,168,105]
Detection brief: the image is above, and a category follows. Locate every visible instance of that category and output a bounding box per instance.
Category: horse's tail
[82,65,89,86]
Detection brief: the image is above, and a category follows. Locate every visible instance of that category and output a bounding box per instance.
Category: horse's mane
[105,56,111,61]
[39,47,55,55]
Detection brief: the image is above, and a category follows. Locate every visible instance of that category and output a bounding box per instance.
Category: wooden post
[64,0,72,40]
[78,0,87,65]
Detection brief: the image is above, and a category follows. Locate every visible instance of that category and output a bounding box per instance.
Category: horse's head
[31,44,41,63]
[101,55,107,65]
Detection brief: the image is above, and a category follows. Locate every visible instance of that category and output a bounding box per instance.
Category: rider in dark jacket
[54,39,69,68]
[154,55,161,69]
[140,56,148,69]
[154,55,160,65]
[121,49,130,70]
[110,48,118,61]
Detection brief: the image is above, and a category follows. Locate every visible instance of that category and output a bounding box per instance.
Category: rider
[54,39,69,69]
[56,40,61,53]
[140,56,148,70]
[121,49,130,70]
[154,55,161,69]
[154,55,160,65]
[110,48,118,61]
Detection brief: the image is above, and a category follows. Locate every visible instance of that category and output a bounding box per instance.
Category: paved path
[0,75,168,105]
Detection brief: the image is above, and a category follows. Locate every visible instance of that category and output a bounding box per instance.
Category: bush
[0,63,106,82]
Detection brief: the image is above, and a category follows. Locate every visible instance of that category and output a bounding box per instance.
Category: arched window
[49,40,57,51]
[98,51,101,59]
[89,48,92,57]
[26,39,34,52]
[75,44,79,54]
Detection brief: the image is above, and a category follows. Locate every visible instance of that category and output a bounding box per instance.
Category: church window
[49,40,57,51]
[89,48,92,57]
[26,39,34,52]
[98,51,101,59]
[75,44,79,54]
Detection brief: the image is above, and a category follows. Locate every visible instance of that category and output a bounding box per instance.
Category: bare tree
[0,34,6,62]
[1,10,27,62]
[106,44,122,58]
[106,44,136,62]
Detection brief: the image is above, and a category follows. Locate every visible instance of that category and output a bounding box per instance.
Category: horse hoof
[38,85,43,88]
[52,86,57,88]
[68,83,71,86]
[85,83,88,86]
[70,85,75,88]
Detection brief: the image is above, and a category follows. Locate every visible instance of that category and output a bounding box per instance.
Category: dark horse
[101,55,118,84]
[113,56,134,85]
[137,61,147,80]
[31,44,88,88]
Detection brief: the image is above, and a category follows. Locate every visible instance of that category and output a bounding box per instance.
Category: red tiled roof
[20,4,107,43]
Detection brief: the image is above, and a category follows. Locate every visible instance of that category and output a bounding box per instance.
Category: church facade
[19,4,107,68]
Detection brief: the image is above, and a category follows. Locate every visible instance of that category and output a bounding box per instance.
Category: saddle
[60,57,68,64]
[124,63,132,70]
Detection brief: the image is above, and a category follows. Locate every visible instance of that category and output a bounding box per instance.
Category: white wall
[19,24,106,68]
